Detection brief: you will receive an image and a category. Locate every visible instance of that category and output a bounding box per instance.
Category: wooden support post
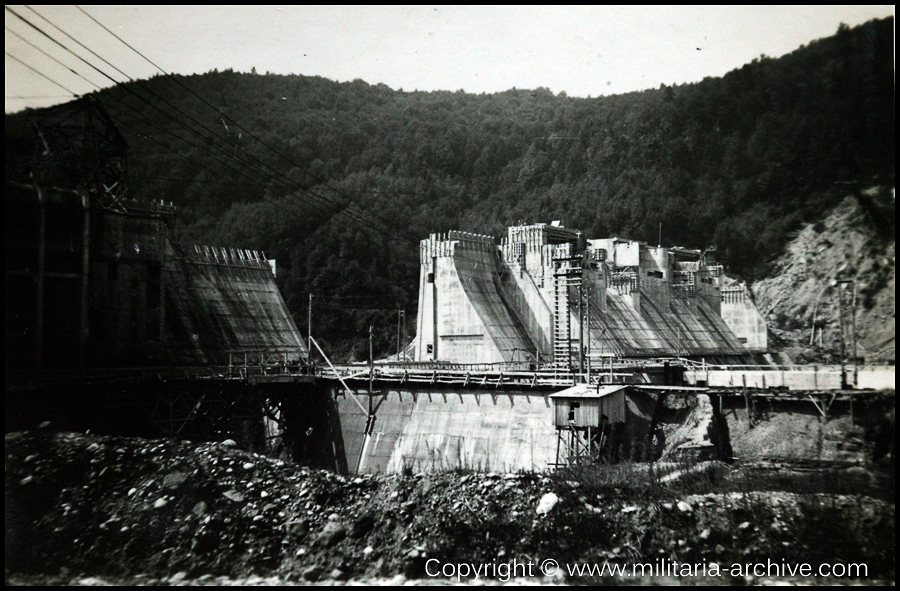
[808,395,826,421]
[742,374,752,426]
[838,284,847,389]
[369,325,374,395]
[396,308,404,360]
[567,277,572,373]
[807,393,836,422]
[851,283,858,387]
[578,278,584,379]
[79,190,90,367]
[159,213,166,345]
[555,430,562,468]
[35,184,46,370]
[586,281,591,383]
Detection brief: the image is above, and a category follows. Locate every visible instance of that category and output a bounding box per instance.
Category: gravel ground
[5,430,895,585]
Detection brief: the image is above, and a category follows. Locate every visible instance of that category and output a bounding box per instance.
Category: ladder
[553,258,582,369]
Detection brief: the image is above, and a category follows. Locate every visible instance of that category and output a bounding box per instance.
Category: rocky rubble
[752,190,895,364]
[5,430,895,584]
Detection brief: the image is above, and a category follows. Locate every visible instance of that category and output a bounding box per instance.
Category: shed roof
[549,384,629,399]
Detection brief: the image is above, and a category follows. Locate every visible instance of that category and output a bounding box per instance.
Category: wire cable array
[6,5,416,242]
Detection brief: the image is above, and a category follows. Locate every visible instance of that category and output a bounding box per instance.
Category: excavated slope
[752,190,894,364]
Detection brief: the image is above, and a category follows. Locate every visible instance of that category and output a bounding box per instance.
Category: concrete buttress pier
[414,223,765,366]
[415,231,535,364]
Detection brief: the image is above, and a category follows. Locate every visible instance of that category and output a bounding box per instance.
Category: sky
[4,5,895,113]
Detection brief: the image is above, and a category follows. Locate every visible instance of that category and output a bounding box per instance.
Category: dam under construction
[320,222,892,473]
[5,98,894,476]
[6,185,892,474]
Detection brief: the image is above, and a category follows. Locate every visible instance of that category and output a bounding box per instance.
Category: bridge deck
[5,365,315,389]
[319,364,893,398]
[7,360,893,399]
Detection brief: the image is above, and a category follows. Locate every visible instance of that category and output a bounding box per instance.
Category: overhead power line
[9,7,376,232]
[70,3,396,237]
[4,51,79,97]
[13,5,353,225]
[74,4,413,242]
[7,6,364,226]
[6,34,309,223]
[98,100,312,220]
[9,5,427,246]
[6,94,78,99]
[6,25,103,93]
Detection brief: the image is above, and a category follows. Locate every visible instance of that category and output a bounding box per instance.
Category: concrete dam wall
[336,389,558,473]
[326,386,730,474]
[415,232,533,363]
[386,222,772,474]
[5,182,307,372]
[413,222,765,365]
[304,384,889,474]
[720,284,768,352]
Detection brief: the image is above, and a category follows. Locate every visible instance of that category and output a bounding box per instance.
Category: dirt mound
[5,430,895,584]
[752,189,895,364]
[728,414,864,461]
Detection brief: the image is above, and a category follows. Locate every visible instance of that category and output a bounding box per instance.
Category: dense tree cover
[6,19,894,360]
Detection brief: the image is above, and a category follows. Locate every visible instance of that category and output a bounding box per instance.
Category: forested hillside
[6,18,894,360]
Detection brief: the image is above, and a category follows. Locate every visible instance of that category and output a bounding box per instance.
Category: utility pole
[578,275,584,379]
[851,282,858,387]
[586,281,591,384]
[567,275,572,373]
[837,282,847,389]
[369,324,374,395]
[35,185,45,370]
[308,293,313,363]
[397,308,402,360]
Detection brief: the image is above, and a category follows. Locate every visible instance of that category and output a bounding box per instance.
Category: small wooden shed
[549,384,629,467]
[550,384,629,428]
